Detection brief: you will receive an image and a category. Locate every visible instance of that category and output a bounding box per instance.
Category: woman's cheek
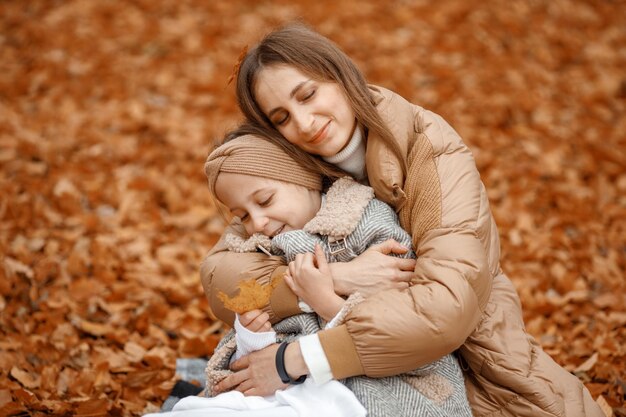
[281,127,301,146]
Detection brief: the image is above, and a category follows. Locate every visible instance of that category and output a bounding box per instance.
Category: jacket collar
[303,177,374,239]
[364,85,416,210]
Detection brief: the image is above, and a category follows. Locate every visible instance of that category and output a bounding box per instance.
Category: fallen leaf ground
[1,0,624,416]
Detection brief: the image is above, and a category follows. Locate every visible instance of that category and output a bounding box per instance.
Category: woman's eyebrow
[289,80,310,99]
[267,80,311,119]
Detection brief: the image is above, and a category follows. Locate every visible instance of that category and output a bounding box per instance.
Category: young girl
[203,24,603,417]
[184,133,472,417]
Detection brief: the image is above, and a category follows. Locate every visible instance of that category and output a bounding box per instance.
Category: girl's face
[253,64,357,157]
[215,172,321,238]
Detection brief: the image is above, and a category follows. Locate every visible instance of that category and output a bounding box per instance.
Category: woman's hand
[213,342,308,397]
[285,244,344,321]
[329,239,416,296]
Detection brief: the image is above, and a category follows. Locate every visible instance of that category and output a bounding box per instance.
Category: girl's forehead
[215,173,270,207]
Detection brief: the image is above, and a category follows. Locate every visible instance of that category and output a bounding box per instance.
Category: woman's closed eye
[273,112,289,126]
[272,89,316,126]
[299,87,315,102]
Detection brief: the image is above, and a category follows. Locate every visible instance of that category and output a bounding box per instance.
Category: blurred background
[0,0,624,415]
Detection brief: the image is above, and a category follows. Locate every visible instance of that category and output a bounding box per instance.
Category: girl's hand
[239,309,272,332]
[329,239,415,296]
[214,342,308,396]
[285,244,344,321]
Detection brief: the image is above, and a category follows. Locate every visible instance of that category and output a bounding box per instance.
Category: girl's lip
[309,121,330,145]
[272,225,285,237]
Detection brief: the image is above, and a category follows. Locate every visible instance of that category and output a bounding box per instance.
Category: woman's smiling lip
[309,121,330,145]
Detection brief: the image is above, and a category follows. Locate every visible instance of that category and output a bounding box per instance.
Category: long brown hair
[235,23,406,176]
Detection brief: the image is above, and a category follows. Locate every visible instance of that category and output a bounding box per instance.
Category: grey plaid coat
[215,177,472,417]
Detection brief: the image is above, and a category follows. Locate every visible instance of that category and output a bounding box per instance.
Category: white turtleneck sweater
[323,125,367,182]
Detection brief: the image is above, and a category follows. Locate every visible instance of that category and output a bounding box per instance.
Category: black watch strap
[275,342,307,385]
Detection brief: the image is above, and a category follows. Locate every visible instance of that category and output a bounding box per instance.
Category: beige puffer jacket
[201,86,603,417]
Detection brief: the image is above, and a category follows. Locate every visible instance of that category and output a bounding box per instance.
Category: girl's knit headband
[204,134,322,198]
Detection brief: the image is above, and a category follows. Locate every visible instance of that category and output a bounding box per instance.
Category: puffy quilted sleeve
[317,107,496,379]
[200,219,301,325]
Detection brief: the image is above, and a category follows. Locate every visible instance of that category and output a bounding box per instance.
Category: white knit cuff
[299,334,333,385]
[232,314,276,362]
[298,300,315,313]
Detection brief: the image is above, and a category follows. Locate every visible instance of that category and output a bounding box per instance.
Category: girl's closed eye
[259,195,273,207]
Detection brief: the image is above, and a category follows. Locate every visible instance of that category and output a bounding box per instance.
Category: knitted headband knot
[204,134,322,199]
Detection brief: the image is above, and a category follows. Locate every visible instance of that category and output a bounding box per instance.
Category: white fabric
[323,125,366,180]
[143,392,297,417]
[144,380,366,417]
[298,334,333,385]
[297,300,315,313]
[275,379,366,417]
[232,314,277,362]
[151,314,363,417]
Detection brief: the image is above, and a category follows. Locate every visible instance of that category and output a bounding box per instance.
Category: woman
[201,24,602,417]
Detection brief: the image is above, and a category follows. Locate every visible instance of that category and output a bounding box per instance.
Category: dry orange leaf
[575,352,599,373]
[217,275,283,314]
[77,319,114,337]
[0,390,12,408]
[596,395,614,417]
[124,341,148,363]
[74,398,110,417]
[9,368,40,390]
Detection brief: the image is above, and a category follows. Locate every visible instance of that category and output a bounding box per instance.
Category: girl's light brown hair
[235,22,406,176]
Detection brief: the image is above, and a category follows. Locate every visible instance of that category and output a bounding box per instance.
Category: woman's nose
[292,109,314,134]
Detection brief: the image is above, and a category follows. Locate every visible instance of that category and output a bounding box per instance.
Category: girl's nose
[250,215,269,234]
